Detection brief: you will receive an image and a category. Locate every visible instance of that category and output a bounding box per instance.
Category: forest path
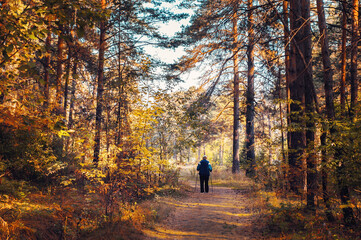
[143,177,265,239]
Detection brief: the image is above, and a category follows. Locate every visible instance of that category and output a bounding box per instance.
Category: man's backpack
[199,160,210,176]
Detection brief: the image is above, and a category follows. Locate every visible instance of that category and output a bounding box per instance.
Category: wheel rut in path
[143,181,264,239]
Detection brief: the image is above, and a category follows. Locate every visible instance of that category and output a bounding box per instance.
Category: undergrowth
[0,170,186,239]
[258,191,361,239]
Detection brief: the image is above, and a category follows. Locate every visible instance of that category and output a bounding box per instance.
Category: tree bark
[93,0,107,165]
[288,0,308,194]
[278,63,286,189]
[302,0,316,209]
[282,0,291,192]
[320,127,334,221]
[68,61,77,130]
[56,30,65,112]
[334,0,357,226]
[64,45,72,115]
[232,0,240,174]
[316,0,335,120]
[43,31,51,109]
[316,0,335,219]
[245,0,255,177]
[66,60,77,153]
[340,0,347,113]
[350,0,358,118]
[283,0,291,152]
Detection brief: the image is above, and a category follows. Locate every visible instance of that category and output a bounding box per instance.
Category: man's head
[203,155,207,159]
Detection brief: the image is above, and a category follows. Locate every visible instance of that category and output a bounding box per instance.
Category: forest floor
[142,169,266,239]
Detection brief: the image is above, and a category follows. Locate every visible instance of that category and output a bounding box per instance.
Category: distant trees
[179,0,260,173]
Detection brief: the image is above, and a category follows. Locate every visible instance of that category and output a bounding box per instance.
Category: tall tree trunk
[278,65,286,185]
[67,9,77,129]
[53,30,65,158]
[43,31,51,108]
[232,1,240,174]
[115,90,121,146]
[268,112,272,165]
[105,99,110,158]
[219,133,224,165]
[302,0,316,209]
[320,127,334,221]
[245,0,255,177]
[283,0,291,152]
[335,0,357,226]
[340,0,347,113]
[116,28,126,147]
[64,45,72,115]
[93,0,107,165]
[66,60,77,153]
[288,0,306,194]
[282,0,290,191]
[68,61,77,130]
[316,0,335,120]
[350,0,358,117]
[316,0,335,220]
[56,30,65,113]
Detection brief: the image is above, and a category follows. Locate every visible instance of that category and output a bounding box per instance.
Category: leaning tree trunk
[245,0,256,177]
[316,0,336,220]
[232,0,240,174]
[93,0,107,165]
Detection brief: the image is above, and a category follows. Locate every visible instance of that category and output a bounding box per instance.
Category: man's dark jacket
[197,159,212,176]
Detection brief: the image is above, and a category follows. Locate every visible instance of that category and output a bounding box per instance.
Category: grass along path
[143,170,265,239]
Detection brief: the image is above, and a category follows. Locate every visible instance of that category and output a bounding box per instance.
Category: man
[197,155,212,193]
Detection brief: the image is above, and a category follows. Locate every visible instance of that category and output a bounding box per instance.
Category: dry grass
[180,164,259,191]
[254,188,361,239]
[0,177,188,240]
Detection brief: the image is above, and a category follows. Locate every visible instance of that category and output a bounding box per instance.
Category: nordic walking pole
[210,173,213,193]
[194,173,198,192]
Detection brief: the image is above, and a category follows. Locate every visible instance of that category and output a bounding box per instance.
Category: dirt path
[143,180,265,239]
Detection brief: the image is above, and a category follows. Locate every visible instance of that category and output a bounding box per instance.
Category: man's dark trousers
[200,175,209,193]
